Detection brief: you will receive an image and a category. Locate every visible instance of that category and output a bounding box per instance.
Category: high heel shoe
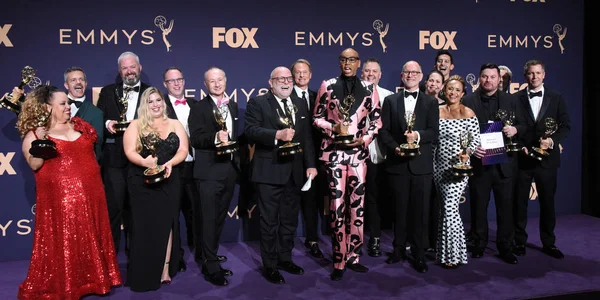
[161,279,171,285]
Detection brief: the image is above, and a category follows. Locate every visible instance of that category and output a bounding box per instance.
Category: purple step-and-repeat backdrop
[0,0,583,261]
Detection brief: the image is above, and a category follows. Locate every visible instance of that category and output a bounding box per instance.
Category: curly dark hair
[16,85,60,139]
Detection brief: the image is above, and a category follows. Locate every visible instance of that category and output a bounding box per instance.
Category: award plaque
[142,132,167,184]
[334,94,356,145]
[529,117,558,161]
[1,66,36,114]
[277,102,302,157]
[452,131,474,177]
[496,109,520,152]
[29,108,58,159]
[213,104,239,156]
[399,110,420,156]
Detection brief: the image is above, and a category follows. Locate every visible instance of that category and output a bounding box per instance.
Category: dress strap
[32,129,39,139]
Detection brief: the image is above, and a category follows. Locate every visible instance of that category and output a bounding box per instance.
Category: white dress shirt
[369,85,394,164]
[68,95,85,118]
[124,82,141,122]
[169,94,194,162]
[294,85,311,110]
[528,86,544,121]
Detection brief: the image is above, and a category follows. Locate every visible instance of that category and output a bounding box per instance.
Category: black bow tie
[404,90,418,98]
[124,85,140,93]
[68,99,83,108]
[528,91,542,98]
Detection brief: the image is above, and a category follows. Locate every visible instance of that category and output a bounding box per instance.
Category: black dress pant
[177,162,198,260]
[256,175,301,269]
[196,164,237,274]
[300,162,325,242]
[103,165,130,255]
[468,165,514,253]
[514,167,558,247]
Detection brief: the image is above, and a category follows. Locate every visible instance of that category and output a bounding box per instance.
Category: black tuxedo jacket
[379,92,439,175]
[97,82,150,168]
[244,91,316,186]
[188,96,240,180]
[74,98,104,161]
[291,88,321,168]
[515,87,570,170]
[462,89,525,177]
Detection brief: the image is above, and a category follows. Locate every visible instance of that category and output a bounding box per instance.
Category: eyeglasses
[271,76,294,83]
[339,56,359,64]
[403,71,422,76]
[165,78,184,85]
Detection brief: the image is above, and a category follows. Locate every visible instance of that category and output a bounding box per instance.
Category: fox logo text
[419,31,457,50]
[212,27,259,48]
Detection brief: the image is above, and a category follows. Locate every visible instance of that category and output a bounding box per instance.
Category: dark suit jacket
[244,91,316,186]
[379,92,439,175]
[74,99,104,162]
[96,82,150,168]
[462,89,525,177]
[189,96,240,180]
[515,87,570,170]
[291,88,321,170]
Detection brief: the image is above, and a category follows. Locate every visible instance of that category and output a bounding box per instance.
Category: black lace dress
[126,132,181,292]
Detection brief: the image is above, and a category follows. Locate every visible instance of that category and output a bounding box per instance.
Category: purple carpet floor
[1,214,599,300]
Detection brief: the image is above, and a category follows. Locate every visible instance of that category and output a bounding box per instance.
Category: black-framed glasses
[403,71,422,76]
[165,78,184,85]
[339,56,359,64]
[271,76,294,83]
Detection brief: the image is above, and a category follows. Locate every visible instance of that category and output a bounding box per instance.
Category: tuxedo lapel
[537,94,551,123]
[520,93,536,122]
[75,101,89,118]
[398,95,407,130]
[349,78,366,116]
[267,92,284,129]
[226,101,238,138]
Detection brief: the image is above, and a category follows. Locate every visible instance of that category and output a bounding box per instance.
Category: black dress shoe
[471,248,484,258]
[277,261,304,275]
[304,240,324,259]
[412,260,428,273]
[202,267,233,277]
[330,268,345,281]
[425,248,436,261]
[217,255,227,263]
[205,272,228,286]
[542,246,565,259]
[367,238,382,257]
[264,268,285,284]
[178,260,187,272]
[347,262,369,273]
[514,245,526,256]
[385,250,406,264]
[499,252,518,264]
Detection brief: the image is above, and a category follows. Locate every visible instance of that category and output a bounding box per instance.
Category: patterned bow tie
[68,99,82,108]
[175,98,187,106]
[124,85,140,93]
[404,90,418,98]
[528,91,542,98]
[217,98,230,107]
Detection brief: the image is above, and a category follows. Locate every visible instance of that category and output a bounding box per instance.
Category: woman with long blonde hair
[122,87,188,292]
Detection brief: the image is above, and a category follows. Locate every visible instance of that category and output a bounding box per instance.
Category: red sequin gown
[18,117,122,300]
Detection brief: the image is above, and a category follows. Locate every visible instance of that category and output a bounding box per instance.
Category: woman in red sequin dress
[16,86,122,299]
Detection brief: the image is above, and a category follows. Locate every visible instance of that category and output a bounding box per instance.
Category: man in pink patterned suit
[313,48,381,281]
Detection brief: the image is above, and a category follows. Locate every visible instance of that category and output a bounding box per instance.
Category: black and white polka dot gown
[434,116,480,265]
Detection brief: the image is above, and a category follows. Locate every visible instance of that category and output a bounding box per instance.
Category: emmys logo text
[59,29,155,45]
[184,86,270,104]
[0,219,33,236]
[0,24,13,47]
[419,30,458,50]
[155,15,174,52]
[227,204,257,219]
[212,27,259,48]
[0,152,16,175]
[488,24,566,54]
[295,19,389,53]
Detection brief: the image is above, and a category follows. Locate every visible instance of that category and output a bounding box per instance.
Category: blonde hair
[16,85,60,139]
[135,87,169,152]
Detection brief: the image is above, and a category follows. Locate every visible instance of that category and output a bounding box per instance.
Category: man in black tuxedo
[188,67,237,286]
[244,66,317,284]
[63,66,103,161]
[97,51,149,254]
[161,66,198,274]
[379,60,438,273]
[513,59,570,259]
[290,58,324,259]
[462,63,523,265]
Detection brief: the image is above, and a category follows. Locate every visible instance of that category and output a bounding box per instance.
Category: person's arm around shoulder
[22,130,45,171]
[123,120,157,168]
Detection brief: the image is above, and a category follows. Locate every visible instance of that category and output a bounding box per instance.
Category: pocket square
[300,116,306,119]
[234,117,239,120]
